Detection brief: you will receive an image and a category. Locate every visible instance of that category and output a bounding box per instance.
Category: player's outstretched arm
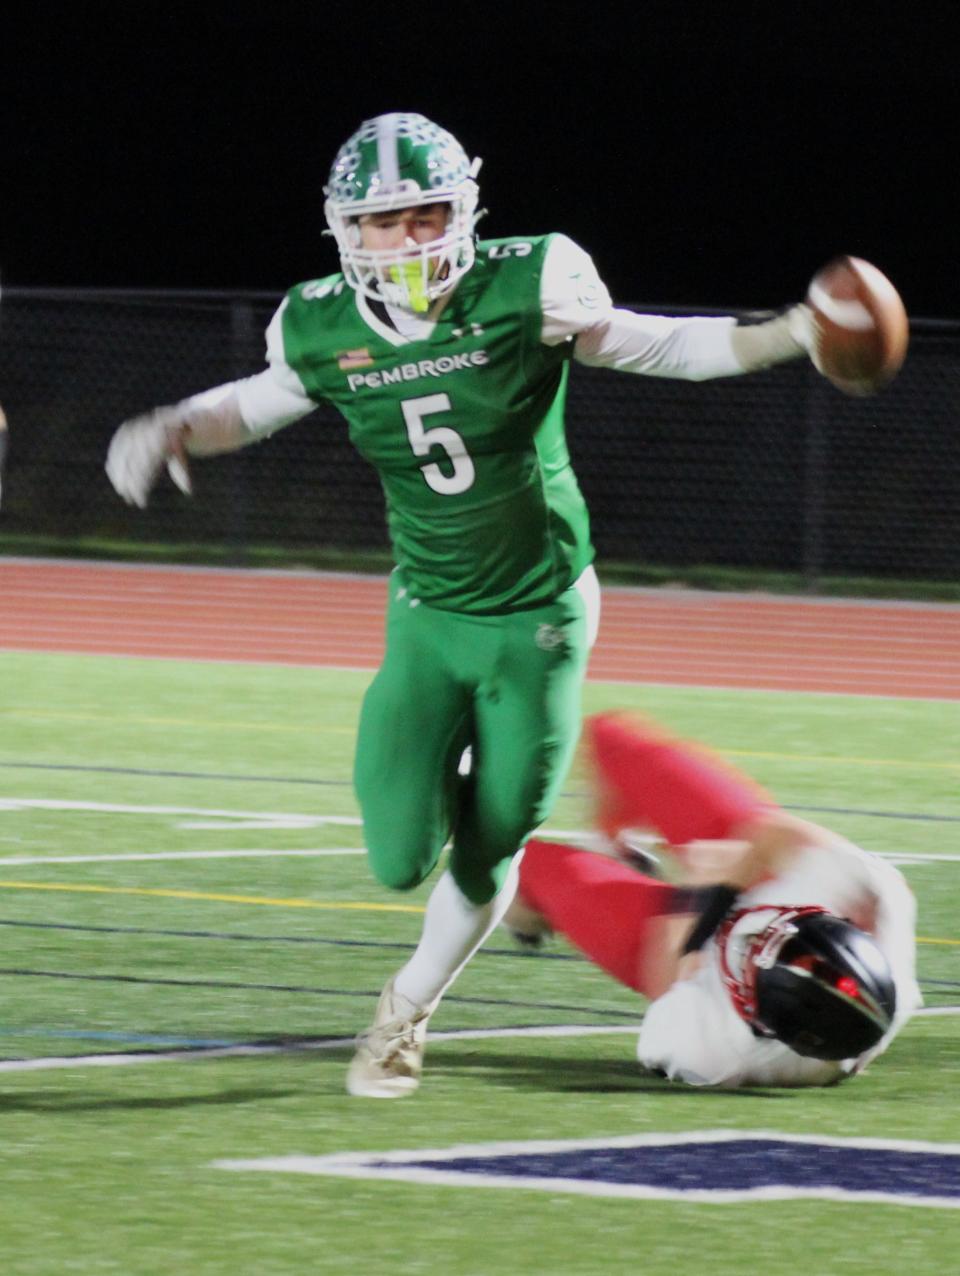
[585,711,843,894]
[541,233,907,390]
[106,382,260,508]
[105,368,315,508]
[573,299,817,381]
[539,232,818,380]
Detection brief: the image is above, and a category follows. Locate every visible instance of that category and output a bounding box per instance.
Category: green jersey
[277,234,594,614]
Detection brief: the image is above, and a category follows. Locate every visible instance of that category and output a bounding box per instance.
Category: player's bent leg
[586,712,773,846]
[451,587,589,904]
[395,862,519,1004]
[355,673,466,889]
[519,838,678,996]
[347,860,521,1098]
[353,587,472,892]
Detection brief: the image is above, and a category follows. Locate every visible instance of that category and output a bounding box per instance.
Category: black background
[3,1,957,315]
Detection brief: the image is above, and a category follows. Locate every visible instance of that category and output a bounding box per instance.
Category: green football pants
[354,573,590,905]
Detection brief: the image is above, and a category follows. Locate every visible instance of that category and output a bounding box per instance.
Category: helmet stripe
[375,114,401,186]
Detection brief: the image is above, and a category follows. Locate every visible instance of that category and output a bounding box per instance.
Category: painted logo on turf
[214,1130,960,1208]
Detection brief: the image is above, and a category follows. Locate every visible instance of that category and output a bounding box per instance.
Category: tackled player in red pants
[506,713,921,1087]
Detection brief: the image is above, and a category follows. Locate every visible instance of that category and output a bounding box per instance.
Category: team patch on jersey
[337,347,375,370]
[214,1130,960,1207]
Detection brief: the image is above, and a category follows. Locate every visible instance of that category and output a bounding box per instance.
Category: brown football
[806,256,909,395]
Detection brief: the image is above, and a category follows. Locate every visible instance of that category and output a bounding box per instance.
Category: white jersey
[637,837,921,1087]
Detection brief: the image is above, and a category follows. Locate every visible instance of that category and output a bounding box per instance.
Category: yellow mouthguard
[390,259,430,313]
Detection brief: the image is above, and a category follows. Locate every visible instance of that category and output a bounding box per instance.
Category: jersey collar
[354,288,455,347]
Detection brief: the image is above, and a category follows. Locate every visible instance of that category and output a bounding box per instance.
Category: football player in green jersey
[106,111,827,1098]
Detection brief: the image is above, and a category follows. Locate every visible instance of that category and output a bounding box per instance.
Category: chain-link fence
[1,287,957,588]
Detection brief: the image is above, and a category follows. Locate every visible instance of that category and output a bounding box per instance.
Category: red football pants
[585,712,772,846]
[517,838,676,995]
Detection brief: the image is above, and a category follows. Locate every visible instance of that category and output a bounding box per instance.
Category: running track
[2,558,959,699]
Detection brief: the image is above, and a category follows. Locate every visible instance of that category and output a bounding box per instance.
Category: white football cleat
[346,977,438,1098]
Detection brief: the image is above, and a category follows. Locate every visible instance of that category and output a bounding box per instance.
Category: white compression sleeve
[176,384,249,456]
[575,305,811,380]
[179,369,315,457]
[393,859,521,1009]
[728,306,814,372]
[574,309,743,380]
[539,233,811,380]
[178,297,317,456]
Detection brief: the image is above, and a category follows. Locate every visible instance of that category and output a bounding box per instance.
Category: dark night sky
[4,1,958,316]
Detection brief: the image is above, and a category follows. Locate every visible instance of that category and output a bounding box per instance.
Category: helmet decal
[327,114,474,205]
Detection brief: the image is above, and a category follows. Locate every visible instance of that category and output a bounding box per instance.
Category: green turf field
[1,650,958,1273]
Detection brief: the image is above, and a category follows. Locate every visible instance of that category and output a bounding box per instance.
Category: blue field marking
[214,1130,960,1208]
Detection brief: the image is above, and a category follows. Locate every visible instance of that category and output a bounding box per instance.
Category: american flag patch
[337,348,374,370]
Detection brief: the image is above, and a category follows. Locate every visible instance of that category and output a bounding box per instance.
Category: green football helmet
[324,113,481,313]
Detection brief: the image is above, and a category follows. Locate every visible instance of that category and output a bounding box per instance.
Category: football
[806,256,909,395]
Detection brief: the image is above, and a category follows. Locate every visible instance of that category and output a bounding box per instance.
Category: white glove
[785,302,824,371]
[728,303,819,374]
[105,406,192,508]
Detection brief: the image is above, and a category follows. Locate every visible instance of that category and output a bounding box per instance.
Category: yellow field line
[2,879,957,947]
[0,879,422,913]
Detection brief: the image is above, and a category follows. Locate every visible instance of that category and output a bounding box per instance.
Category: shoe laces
[363,1012,426,1064]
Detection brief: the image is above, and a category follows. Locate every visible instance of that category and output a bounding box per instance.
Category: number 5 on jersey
[401,394,476,495]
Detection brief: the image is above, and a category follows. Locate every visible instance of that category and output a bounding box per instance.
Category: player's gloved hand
[105,406,193,508]
[785,300,824,372]
[729,303,821,373]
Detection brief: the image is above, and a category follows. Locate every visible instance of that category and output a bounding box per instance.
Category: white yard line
[0,848,366,865]
[0,1012,954,1075]
[0,798,362,832]
[0,799,956,863]
[0,799,590,842]
[0,1024,637,1073]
